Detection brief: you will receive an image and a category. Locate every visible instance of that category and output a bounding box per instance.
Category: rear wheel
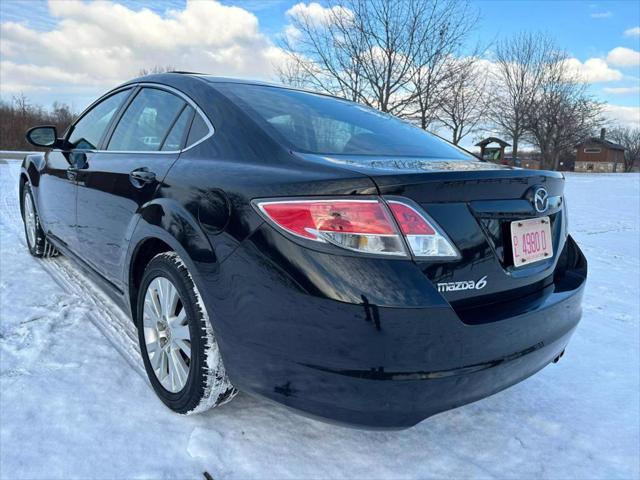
[137,252,237,414]
[22,183,57,257]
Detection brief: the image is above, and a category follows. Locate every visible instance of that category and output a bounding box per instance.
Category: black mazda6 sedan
[20,73,586,429]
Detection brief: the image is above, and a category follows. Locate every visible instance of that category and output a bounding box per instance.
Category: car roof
[122,72,343,100]
[126,71,285,89]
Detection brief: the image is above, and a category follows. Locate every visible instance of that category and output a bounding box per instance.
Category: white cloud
[0,61,94,93]
[284,24,303,43]
[564,57,623,83]
[603,86,640,95]
[0,0,287,100]
[624,26,640,37]
[603,104,640,129]
[590,11,612,18]
[606,47,640,67]
[286,2,352,26]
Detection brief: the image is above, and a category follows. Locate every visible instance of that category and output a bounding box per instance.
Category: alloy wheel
[143,276,192,393]
[23,191,37,249]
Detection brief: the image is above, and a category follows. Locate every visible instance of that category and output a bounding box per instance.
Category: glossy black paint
[20,73,587,429]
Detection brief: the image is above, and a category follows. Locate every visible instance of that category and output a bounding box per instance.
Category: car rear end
[207,82,587,428]
[212,165,585,428]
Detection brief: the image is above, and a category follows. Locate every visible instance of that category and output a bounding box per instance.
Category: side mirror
[26,126,58,148]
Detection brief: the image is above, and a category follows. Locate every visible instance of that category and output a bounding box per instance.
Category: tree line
[0,94,75,151]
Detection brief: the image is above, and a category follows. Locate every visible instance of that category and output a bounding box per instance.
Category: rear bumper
[207,233,586,429]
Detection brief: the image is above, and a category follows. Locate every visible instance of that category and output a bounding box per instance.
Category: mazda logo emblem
[533,187,549,213]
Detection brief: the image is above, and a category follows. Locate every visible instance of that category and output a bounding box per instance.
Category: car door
[37,89,132,251]
[75,86,198,289]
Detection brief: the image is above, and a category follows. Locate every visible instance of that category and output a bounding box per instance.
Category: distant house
[575,129,625,173]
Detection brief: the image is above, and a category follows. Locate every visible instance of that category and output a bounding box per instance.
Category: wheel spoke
[157,278,169,316]
[159,350,169,381]
[175,338,191,358]
[169,309,187,328]
[155,278,165,314]
[170,349,189,390]
[167,283,180,318]
[151,289,162,319]
[157,278,178,318]
[148,344,162,370]
[146,339,159,354]
[172,324,190,341]
[143,300,159,326]
[169,358,178,391]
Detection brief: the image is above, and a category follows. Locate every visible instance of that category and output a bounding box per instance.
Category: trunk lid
[298,153,567,317]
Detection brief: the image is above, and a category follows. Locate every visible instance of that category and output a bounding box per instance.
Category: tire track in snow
[1,162,146,379]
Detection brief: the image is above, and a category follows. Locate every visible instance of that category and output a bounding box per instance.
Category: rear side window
[217,84,471,159]
[161,106,194,151]
[108,88,185,151]
[186,113,209,148]
[68,89,130,150]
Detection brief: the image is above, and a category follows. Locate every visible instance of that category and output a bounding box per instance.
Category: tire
[22,182,57,258]
[136,251,237,414]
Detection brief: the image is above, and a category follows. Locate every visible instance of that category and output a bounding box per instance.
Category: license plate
[510,217,552,267]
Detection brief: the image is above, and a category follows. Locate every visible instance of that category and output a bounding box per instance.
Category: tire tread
[142,252,237,414]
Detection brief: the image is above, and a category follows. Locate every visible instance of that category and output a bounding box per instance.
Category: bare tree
[437,57,487,144]
[524,51,602,170]
[12,93,31,118]
[404,2,478,129]
[51,102,75,129]
[488,32,556,159]
[0,95,76,151]
[608,126,640,172]
[278,0,476,119]
[278,1,369,103]
[277,54,316,90]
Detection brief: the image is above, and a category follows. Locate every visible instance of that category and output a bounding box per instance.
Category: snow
[1,161,639,479]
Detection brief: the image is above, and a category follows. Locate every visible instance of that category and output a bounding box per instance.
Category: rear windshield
[216,84,472,159]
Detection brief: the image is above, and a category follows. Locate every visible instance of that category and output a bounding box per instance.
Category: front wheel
[137,252,237,414]
[22,183,57,257]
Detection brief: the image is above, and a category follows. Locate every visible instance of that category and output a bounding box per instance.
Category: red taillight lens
[387,200,459,258]
[255,197,459,259]
[260,201,396,239]
[257,199,407,255]
[388,202,435,235]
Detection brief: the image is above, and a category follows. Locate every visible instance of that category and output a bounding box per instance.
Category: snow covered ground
[1,160,638,480]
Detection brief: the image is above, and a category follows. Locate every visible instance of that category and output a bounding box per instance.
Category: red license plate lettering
[510,217,553,267]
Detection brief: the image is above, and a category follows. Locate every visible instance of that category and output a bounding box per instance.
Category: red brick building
[575,129,625,173]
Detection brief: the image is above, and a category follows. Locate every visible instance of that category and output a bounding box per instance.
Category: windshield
[216,83,472,159]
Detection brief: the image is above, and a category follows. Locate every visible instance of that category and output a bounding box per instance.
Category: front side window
[216,84,472,159]
[67,89,130,150]
[108,88,185,151]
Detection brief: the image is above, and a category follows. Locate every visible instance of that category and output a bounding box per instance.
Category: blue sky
[1,0,638,129]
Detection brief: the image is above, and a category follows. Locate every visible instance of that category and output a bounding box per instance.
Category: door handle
[129,168,156,188]
[66,151,88,181]
[66,167,79,181]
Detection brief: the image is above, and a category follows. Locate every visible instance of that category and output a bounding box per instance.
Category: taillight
[257,199,407,256]
[387,201,459,258]
[255,197,459,259]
